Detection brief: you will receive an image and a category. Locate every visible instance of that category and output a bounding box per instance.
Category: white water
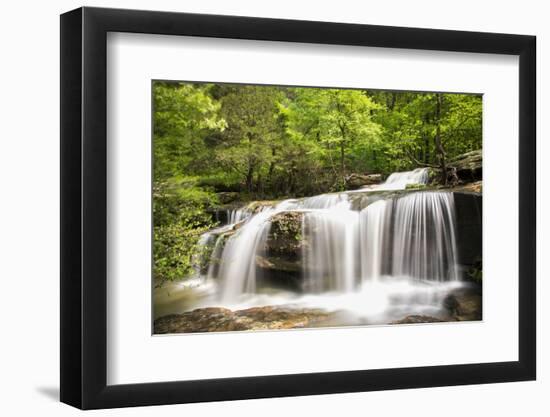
[216,200,299,302]
[359,199,392,282]
[227,208,250,224]
[302,197,359,293]
[300,191,458,294]
[392,192,459,281]
[176,168,461,321]
[371,167,429,191]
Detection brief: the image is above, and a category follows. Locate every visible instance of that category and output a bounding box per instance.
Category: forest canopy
[153,81,482,283]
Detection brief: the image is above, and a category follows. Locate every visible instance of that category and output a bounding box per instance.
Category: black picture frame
[60,6,536,410]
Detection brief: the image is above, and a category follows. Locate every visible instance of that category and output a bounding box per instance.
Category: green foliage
[368,91,482,176]
[153,182,217,283]
[153,82,226,181]
[283,88,382,190]
[216,86,283,193]
[196,173,243,192]
[405,183,427,190]
[468,257,483,283]
[152,81,482,282]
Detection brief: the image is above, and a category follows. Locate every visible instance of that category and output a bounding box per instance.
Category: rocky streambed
[154,306,333,334]
[154,284,482,334]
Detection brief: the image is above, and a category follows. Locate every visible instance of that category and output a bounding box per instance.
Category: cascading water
[216,210,272,301]
[216,200,298,302]
[300,191,458,292]
[302,195,359,293]
[359,199,392,282]
[189,168,460,320]
[373,167,429,190]
[392,192,459,281]
[228,208,250,224]
[191,231,218,278]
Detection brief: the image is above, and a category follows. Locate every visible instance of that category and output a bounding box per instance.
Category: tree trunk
[423,134,430,164]
[338,122,347,187]
[246,132,254,193]
[340,142,345,184]
[434,93,447,185]
[256,172,263,196]
[246,166,254,193]
[390,92,397,111]
[268,147,276,187]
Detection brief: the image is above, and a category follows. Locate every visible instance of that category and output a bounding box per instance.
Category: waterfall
[300,193,349,209]
[372,167,429,191]
[205,229,229,281]
[302,197,359,293]
[359,199,392,282]
[191,231,218,279]
[228,208,250,224]
[216,200,298,302]
[392,192,459,281]
[217,209,272,301]
[193,168,459,303]
[301,191,458,292]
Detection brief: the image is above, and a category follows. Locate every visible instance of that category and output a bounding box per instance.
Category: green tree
[217,86,282,193]
[153,82,226,183]
[369,91,482,182]
[284,88,381,189]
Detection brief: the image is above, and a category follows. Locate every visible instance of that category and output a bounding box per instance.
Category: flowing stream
[156,168,466,323]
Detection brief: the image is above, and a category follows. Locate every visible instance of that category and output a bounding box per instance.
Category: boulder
[448,149,482,182]
[256,211,305,290]
[443,285,482,321]
[216,191,240,204]
[345,173,383,190]
[256,255,301,273]
[265,211,304,257]
[392,315,447,324]
[453,192,482,269]
[246,200,278,213]
[154,306,332,333]
[450,181,482,194]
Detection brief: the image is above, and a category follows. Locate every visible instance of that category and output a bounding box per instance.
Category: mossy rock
[345,173,382,190]
[405,183,427,190]
[443,285,482,321]
[448,149,482,182]
[392,315,447,324]
[256,254,301,273]
[266,211,304,257]
[154,306,332,333]
[246,200,278,213]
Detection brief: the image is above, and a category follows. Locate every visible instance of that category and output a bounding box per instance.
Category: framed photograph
[60,6,536,409]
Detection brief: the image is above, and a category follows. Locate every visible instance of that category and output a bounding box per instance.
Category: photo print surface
[152,81,483,335]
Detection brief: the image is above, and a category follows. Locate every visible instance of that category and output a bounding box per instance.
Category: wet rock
[345,173,383,190]
[257,211,305,290]
[153,308,245,334]
[443,285,482,321]
[448,150,482,182]
[154,306,332,334]
[451,181,482,194]
[246,200,278,213]
[405,183,428,190]
[256,255,301,273]
[453,192,482,269]
[216,192,240,204]
[391,315,447,324]
[232,220,245,231]
[266,211,304,257]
